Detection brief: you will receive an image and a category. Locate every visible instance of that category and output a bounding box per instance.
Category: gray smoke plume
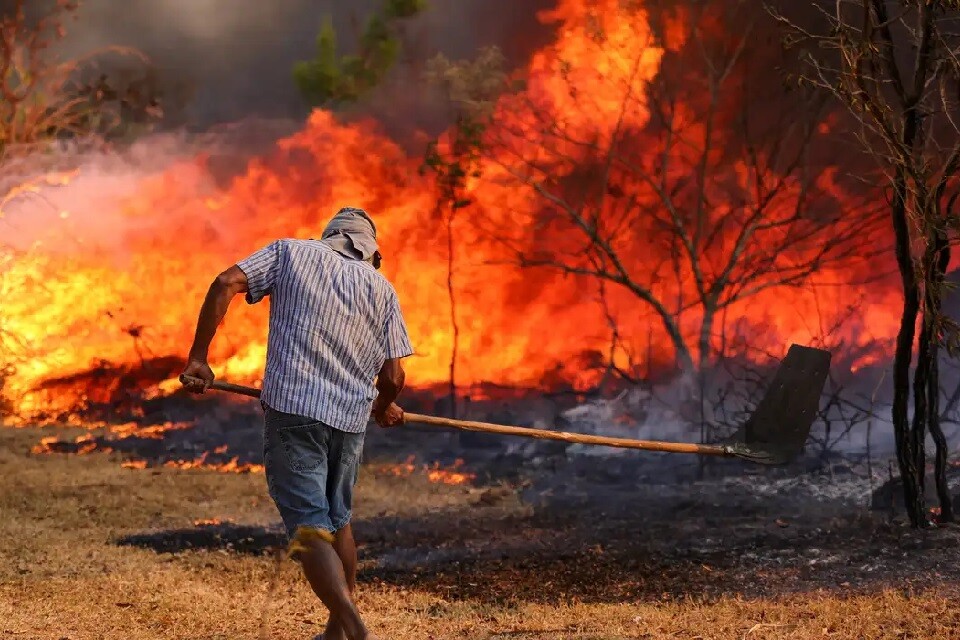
[55,0,555,135]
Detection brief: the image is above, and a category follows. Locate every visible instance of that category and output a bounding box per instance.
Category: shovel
[180,343,830,465]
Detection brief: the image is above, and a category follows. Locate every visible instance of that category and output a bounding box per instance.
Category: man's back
[181,207,408,640]
[238,238,412,432]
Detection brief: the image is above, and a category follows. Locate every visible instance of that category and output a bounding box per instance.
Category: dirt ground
[3,425,960,640]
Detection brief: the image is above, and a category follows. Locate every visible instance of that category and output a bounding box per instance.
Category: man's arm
[181,265,248,391]
[188,265,248,362]
[374,289,414,427]
[181,241,280,392]
[372,358,405,426]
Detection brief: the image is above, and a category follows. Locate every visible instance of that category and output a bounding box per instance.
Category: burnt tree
[474,2,880,372]
[775,0,960,526]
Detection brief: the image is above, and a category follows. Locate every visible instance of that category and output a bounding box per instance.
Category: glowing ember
[426,459,475,486]
[375,455,476,486]
[162,454,264,474]
[30,436,61,454]
[28,420,193,455]
[31,433,112,455]
[193,518,228,527]
[377,456,418,477]
[28,421,263,474]
[109,421,193,440]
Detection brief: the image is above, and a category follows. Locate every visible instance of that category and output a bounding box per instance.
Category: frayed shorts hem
[282,512,351,540]
[262,403,364,544]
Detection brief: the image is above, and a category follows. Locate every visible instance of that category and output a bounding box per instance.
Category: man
[180,207,413,640]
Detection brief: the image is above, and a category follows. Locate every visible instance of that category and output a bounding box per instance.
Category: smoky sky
[53,0,555,136]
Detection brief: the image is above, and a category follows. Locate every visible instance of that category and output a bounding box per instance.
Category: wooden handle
[178,376,734,458]
[180,376,263,399]
[403,412,733,457]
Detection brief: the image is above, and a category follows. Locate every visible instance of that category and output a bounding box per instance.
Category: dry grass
[1,426,959,640]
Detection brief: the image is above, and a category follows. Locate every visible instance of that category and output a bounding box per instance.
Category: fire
[28,420,192,440]
[162,454,265,474]
[29,420,264,473]
[1,1,904,421]
[30,436,63,454]
[377,457,417,477]
[31,432,111,455]
[375,455,477,486]
[193,518,228,527]
[426,459,476,486]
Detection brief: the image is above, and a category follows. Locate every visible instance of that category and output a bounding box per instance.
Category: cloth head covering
[320,207,378,261]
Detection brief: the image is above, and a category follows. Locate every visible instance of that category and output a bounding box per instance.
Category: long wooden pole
[182,377,736,458]
[402,412,734,456]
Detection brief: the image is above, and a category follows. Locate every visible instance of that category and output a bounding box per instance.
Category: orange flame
[162,454,265,474]
[31,432,113,455]
[29,422,263,474]
[2,1,902,421]
[426,459,476,486]
[193,518,227,526]
[375,455,476,485]
[30,436,61,454]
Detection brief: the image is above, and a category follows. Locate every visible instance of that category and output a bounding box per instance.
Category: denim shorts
[262,403,365,538]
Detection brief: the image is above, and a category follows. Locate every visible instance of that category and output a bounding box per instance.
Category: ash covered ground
[25,377,960,601]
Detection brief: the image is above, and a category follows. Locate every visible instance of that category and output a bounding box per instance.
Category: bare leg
[295,531,369,640]
[321,524,358,640]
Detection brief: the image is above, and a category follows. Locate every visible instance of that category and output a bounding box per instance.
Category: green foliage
[293,20,352,105]
[420,116,486,211]
[383,0,427,19]
[293,0,427,107]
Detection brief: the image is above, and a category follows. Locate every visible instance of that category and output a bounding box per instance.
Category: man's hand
[374,402,404,428]
[184,265,249,389]
[180,359,215,393]
[373,358,405,427]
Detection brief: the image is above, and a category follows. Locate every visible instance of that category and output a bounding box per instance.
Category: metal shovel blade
[726,344,832,465]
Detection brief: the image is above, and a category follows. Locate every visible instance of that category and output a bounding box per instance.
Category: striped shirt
[236,239,414,433]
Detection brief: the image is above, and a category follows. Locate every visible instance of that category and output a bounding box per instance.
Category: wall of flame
[1,0,904,419]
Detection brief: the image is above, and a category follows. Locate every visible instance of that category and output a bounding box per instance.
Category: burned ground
[111,455,960,605]
[5,399,960,638]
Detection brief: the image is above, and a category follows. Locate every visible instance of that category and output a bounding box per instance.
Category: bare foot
[318,616,347,640]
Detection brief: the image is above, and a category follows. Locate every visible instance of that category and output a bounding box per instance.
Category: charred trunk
[446,205,459,419]
[698,308,714,443]
[671,334,696,373]
[927,228,953,522]
[911,303,930,514]
[893,246,924,526]
[890,83,928,527]
[891,167,925,526]
[697,306,715,372]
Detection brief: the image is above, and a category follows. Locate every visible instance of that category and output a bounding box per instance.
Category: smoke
[55,0,555,135]
[0,0,559,247]
[1,135,223,256]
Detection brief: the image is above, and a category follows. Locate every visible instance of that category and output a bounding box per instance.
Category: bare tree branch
[478,1,881,373]
[774,0,960,527]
